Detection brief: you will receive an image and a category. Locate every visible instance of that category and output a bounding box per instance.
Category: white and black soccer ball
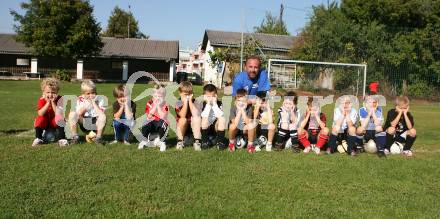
[235,136,247,149]
[364,139,377,154]
[390,141,403,155]
[258,135,267,146]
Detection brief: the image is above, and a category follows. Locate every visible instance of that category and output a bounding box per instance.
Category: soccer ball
[364,139,377,154]
[390,142,403,155]
[235,136,247,149]
[258,135,267,146]
[85,131,97,143]
[285,138,292,149]
[337,140,348,153]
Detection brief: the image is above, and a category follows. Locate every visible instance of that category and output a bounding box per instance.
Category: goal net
[268,59,367,97]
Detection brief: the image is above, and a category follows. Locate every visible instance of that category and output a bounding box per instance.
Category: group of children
[32,78,417,157]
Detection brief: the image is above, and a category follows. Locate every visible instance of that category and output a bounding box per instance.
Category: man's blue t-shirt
[232,70,270,96]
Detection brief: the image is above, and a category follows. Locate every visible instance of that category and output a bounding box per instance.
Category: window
[111,61,122,69]
[194,55,199,59]
[16,58,29,66]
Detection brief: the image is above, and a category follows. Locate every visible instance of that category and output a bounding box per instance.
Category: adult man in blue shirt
[232,56,270,97]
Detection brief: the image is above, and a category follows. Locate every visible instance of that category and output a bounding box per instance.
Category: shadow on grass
[100,133,178,148]
[0,129,31,136]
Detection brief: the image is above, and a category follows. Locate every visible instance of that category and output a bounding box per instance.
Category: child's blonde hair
[396,95,409,105]
[81,80,96,93]
[178,81,193,94]
[154,84,166,95]
[113,84,126,98]
[41,78,60,92]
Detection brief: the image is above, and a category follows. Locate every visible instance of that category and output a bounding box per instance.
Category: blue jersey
[359,107,383,130]
[232,70,270,96]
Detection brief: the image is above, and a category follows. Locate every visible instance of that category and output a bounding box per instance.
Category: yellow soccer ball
[85,131,97,143]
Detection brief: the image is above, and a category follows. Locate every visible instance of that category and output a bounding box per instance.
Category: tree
[291,0,440,98]
[208,37,265,81]
[103,6,147,39]
[254,4,289,35]
[11,0,103,59]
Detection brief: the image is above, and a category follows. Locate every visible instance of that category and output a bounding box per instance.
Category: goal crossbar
[268,59,368,97]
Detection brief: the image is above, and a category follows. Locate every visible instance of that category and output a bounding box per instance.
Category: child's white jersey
[332,107,358,133]
[76,95,106,118]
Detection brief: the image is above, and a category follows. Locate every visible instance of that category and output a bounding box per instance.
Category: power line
[283,5,311,13]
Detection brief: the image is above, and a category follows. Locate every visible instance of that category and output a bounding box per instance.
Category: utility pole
[240,9,245,72]
[279,3,284,25]
[127,5,131,38]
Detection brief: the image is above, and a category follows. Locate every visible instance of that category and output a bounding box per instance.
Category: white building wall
[76,60,83,80]
[203,40,223,87]
[31,58,38,73]
[169,60,176,82]
[122,61,128,81]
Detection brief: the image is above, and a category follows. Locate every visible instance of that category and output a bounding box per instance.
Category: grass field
[1,80,440,218]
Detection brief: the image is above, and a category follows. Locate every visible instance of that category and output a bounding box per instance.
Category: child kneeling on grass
[68,80,107,145]
[228,89,255,153]
[175,81,202,151]
[33,78,68,147]
[328,95,358,156]
[275,91,301,152]
[138,85,169,151]
[110,84,136,145]
[200,84,226,150]
[384,95,417,157]
[253,91,275,152]
[356,95,386,157]
[298,97,329,155]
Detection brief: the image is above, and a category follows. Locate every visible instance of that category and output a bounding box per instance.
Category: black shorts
[141,119,168,140]
[364,130,376,142]
[336,129,349,144]
[308,129,319,144]
[256,124,269,138]
[394,130,407,143]
[206,119,218,135]
[79,117,97,133]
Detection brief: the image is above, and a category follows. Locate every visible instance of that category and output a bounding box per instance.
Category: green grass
[1,80,440,218]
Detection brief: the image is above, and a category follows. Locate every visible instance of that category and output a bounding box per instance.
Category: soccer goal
[268,59,368,97]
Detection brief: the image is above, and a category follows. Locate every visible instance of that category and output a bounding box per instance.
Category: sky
[0,0,328,49]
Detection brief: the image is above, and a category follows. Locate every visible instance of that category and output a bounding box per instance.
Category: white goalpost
[268,59,368,97]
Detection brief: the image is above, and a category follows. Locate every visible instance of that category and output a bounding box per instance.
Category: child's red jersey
[145,99,169,123]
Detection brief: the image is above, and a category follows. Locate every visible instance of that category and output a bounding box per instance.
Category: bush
[51,69,71,81]
[407,81,433,98]
[298,79,319,93]
[333,69,356,92]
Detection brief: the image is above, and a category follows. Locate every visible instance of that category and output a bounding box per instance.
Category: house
[0,34,179,82]
[200,29,295,87]
[177,48,204,81]
[177,49,191,73]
